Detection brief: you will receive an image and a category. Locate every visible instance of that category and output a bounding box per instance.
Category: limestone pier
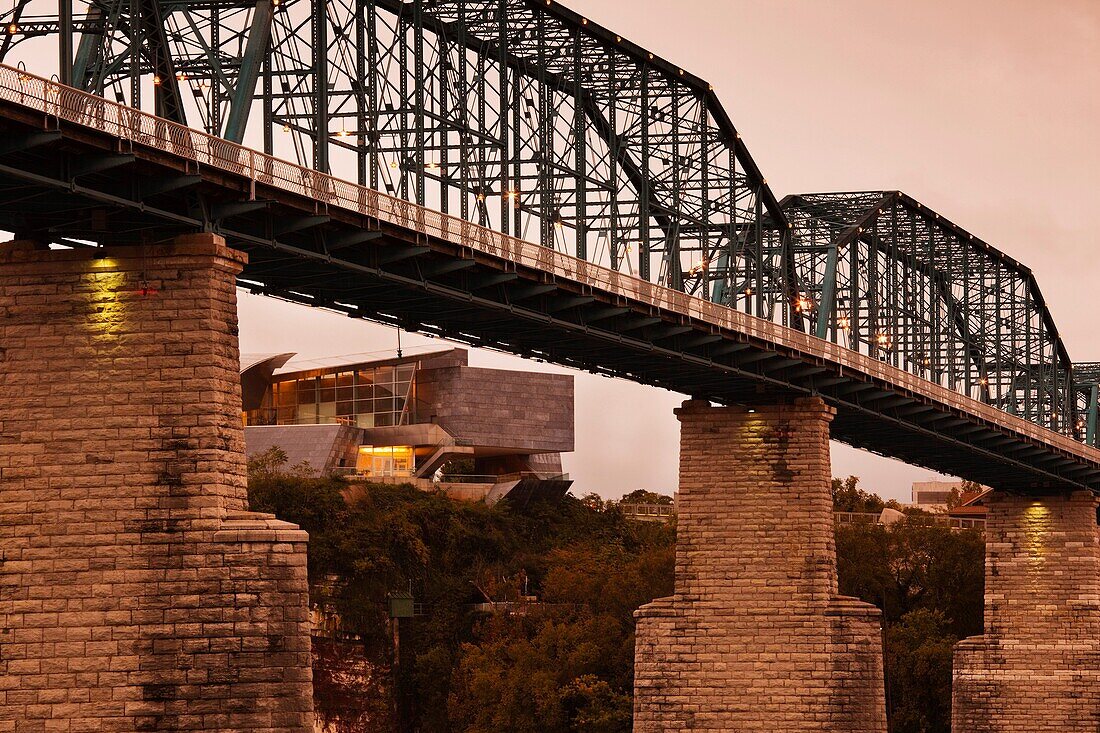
[633,397,887,732]
[0,236,313,731]
[953,490,1100,732]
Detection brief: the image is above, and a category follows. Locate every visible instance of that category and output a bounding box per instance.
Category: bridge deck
[0,66,1097,492]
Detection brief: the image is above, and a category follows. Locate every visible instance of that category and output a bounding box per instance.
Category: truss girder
[0,3,1091,450]
[780,190,1077,440]
[0,0,796,315]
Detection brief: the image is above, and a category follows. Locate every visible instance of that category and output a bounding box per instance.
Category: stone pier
[953,490,1100,732]
[0,237,313,731]
[633,397,886,732]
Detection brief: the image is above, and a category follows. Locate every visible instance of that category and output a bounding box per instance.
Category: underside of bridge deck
[0,100,1095,494]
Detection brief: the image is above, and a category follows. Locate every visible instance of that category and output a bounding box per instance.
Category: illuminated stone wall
[633,398,886,732]
[0,236,313,731]
[953,490,1100,732]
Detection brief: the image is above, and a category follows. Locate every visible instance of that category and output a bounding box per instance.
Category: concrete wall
[633,398,886,732]
[246,424,363,472]
[415,365,573,453]
[953,490,1100,732]
[0,237,312,731]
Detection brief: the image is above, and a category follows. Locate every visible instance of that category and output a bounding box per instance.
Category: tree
[248,456,674,733]
[618,489,673,506]
[831,475,885,513]
[885,609,956,733]
[835,521,984,732]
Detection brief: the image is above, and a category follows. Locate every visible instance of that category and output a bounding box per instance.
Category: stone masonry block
[633,398,886,732]
[0,237,313,731]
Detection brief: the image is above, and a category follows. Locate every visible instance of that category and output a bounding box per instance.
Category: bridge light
[837,316,850,330]
[153,75,162,86]
[980,377,989,386]
[389,160,398,169]
[7,23,17,34]
[875,333,892,349]
[552,209,565,228]
[176,72,187,82]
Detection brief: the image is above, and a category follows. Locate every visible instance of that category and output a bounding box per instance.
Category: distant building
[910,480,968,511]
[240,347,573,503]
[619,503,675,523]
[946,488,990,531]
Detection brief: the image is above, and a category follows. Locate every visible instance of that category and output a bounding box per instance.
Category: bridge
[0,2,1098,732]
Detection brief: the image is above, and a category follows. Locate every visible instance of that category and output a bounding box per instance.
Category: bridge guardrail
[0,65,1095,467]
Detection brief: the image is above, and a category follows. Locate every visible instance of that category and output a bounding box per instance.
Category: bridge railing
[0,65,1095,466]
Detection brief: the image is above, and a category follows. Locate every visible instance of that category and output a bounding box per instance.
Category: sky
[26,1,1100,502]
[240,0,1099,502]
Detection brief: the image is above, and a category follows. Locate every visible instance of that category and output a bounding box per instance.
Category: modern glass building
[240,348,574,502]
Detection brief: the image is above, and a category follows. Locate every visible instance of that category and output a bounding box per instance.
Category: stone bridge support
[953,490,1100,732]
[633,397,886,732]
[0,236,312,731]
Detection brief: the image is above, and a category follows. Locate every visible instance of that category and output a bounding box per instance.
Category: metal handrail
[0,65,1095,467]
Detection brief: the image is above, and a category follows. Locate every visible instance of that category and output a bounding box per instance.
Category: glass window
[337,371,354,388]
[276,383,296,406]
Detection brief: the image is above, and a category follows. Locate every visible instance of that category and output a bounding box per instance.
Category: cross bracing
[779,191,1075,439]
[0,0,1093,448]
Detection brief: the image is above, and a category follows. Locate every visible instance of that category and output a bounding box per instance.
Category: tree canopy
[249,457,981,733]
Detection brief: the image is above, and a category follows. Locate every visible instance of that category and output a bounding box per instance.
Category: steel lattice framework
[0,0,1095,444]
[778,191,1077,438]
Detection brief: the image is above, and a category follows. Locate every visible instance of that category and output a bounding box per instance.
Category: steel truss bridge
[0,1,1097,493]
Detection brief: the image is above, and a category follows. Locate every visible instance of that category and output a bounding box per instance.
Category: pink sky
[236,0,1100,502]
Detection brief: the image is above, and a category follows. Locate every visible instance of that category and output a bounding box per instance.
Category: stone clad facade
[0,236,312,731]
[633,398,886,732]
[953,490,1100,732]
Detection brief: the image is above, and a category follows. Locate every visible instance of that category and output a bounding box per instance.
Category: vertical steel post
[312,0,329,172]
[1088,385,1098,446]
[58,0,72,86]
